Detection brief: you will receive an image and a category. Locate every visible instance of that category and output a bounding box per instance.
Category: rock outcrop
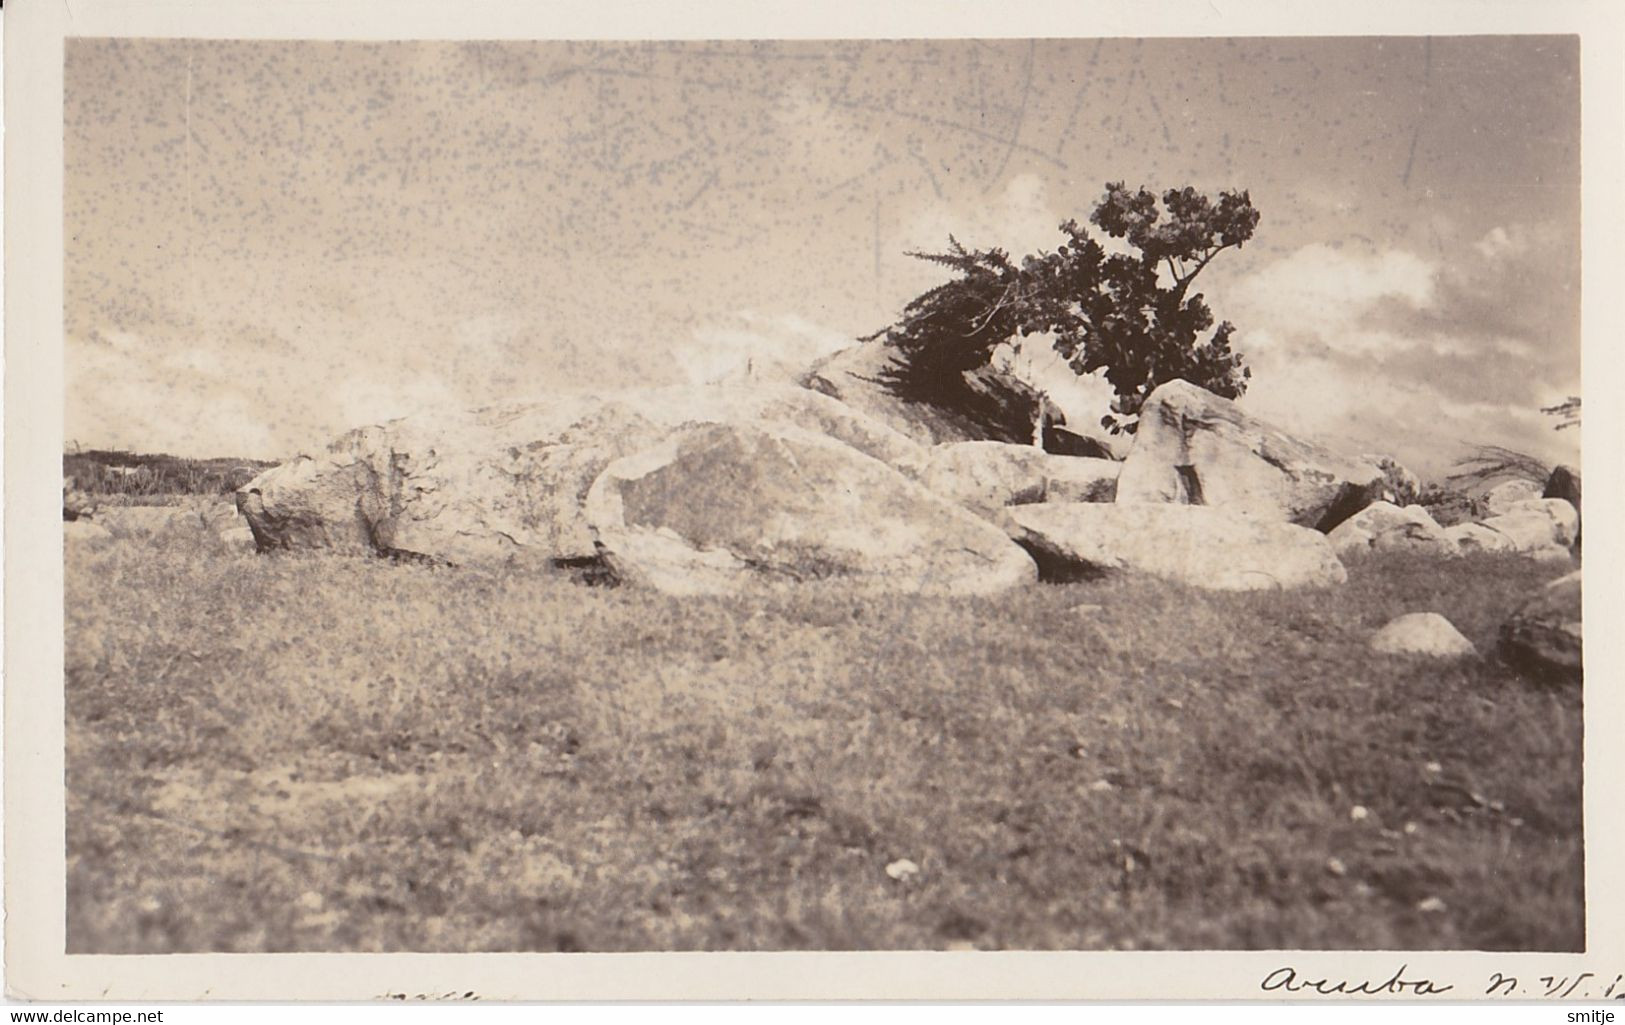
[1004,503,1347,590]
[236,385,929,565]
[1544,464,1581,550]
[800,340,1046,447]
[1115,380,1384,531]
[1499,570,1581,682]
[1484,479,1544,516]
[1543,465,1580,513]
[584,422,1036,596]
[1369,613,1477,658]
[919,441,1118,518]
[1477,498,1579,555]
[1327,501,1454,557]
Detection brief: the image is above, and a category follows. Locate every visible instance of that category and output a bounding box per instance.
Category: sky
[65,36,1581,478]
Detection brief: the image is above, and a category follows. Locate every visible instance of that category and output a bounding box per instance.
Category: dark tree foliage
[1542,396,1580,430]
[872,182,1260,433]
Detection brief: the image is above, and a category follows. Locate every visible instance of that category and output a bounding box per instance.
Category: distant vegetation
[64,449,275,500]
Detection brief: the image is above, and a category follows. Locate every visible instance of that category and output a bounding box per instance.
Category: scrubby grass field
[65,521,1583,952]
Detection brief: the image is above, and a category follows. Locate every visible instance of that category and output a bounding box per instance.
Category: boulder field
[229,376,1581,612]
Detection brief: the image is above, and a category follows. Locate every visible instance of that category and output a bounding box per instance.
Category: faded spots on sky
[66,37,1579,475]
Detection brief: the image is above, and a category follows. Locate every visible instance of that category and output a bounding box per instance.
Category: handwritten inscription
[1262,967,1625,999]
[1261,965,1454,996]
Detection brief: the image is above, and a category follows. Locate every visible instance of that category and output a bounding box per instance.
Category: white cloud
[68,333,281,458]
[1231,242,1436,338]
[675,311,854,386]
[1220,238,1578,476]
[1474,225,1519,261]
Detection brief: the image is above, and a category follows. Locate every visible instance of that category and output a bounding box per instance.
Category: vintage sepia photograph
[13,2,1618,1000]
[55,33,1586,957]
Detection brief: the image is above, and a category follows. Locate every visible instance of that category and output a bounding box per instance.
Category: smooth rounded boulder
[1543,465,1581,550]
[920,441,1118,518]
[1499,570,1581,682]
[1442,522,1516,554]
[1327,501,1454,557]
[584,422,1037,596]
[1485,479,1544,516]
[1478,498,1579,553]
[1003,502,1347,591]
[235,385,929,565]
[1369,613,1476,658]
[1115,380,1383,531]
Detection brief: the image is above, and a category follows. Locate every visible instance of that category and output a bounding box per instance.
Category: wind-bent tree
[871,182,1260,435]
[1542,396,1580,431]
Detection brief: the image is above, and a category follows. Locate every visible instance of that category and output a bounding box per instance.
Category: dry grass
[65,521,1583,952]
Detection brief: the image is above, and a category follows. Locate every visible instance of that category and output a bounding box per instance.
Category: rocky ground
[66,520,1582,952]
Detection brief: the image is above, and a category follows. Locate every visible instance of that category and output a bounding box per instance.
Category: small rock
[885,858,920,882]
[1326,857,1348,877]
[1089,779,1117,793]
[1417,896,1448,913]
[1369,613,1477,659]
[1350,805,1370,822]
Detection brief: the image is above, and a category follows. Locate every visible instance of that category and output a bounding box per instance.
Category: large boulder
[1115,380,1384,531]
[801,339,1048,447]
[583,422,1036,596]
[1499,570,1581,682]
[1478,498,1579,553]
[1544,464,1581,549]
[1543,465,1580,513]
[1484,478,1544,516]
[920,441,1118,518]
[1442,522,1516,554]
[236,385,929,565]
[1369,613,1476,658]
[1003,503,1347,591]
[1327,501,1454,557]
